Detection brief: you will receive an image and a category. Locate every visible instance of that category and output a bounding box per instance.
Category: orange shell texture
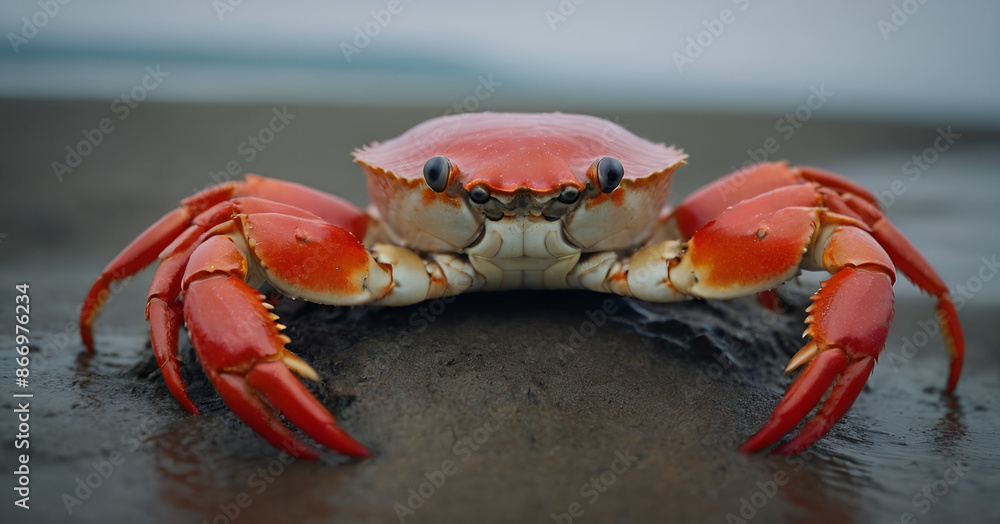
[354,112,687,194]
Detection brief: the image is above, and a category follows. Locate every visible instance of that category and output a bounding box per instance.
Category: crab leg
[78,178,375,455]
[681,192,896,453]
[816,184,964,390]
[166,206,477,458]
[667,162,962,391]
[86,175,475,457]
[146,226,204,414]
[142,197,352,416]
[585,182,901,452]
[81,176,366,351]
[668,163,874,236]
[81,206,193,350]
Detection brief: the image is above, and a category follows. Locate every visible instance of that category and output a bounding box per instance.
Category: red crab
[80,112,964,459]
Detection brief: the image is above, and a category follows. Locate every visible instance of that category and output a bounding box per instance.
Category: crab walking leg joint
[81,112,964,458]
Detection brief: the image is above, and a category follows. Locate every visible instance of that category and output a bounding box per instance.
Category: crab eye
[422,156,452,193]
[596,156,624,193]
[558,186,580,204]
[469,185,491,204]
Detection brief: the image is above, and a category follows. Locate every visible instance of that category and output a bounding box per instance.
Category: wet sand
[1,100,998,523]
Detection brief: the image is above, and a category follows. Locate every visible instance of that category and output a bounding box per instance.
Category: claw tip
[784,341,820,374]
[281,352,320,382]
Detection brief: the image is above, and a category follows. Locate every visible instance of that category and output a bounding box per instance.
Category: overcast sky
[2,1,997,128]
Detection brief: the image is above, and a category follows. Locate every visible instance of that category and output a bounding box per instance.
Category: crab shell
[353,112,688,254]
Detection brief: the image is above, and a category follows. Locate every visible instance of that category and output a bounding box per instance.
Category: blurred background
[1,1,999,523]
[2,1,999,124]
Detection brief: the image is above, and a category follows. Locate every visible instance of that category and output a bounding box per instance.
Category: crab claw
[812,181,966,392]
[740,267,893,454]
[179,236,371,459]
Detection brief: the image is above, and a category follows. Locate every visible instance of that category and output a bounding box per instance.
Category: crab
[80,112,964,459]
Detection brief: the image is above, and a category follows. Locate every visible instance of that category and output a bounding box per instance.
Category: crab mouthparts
[469,188,582,222]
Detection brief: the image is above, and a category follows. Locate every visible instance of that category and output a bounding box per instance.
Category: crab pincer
[83,178,379,458]
[669,163,962,453]
[182,270,370,459]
